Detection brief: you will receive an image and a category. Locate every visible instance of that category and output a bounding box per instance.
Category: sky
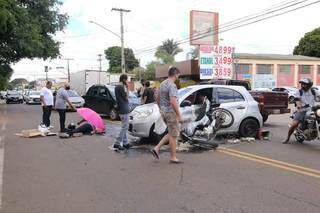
[11,0,320,81]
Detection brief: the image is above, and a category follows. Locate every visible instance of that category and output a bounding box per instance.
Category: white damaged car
[129,85,263,142]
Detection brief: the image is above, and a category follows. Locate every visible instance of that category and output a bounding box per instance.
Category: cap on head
[299,78,313,86]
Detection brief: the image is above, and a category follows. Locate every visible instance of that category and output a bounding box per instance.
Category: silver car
[272,87,298,103]
[129,85,263,141]
[67,90,85,109]
[25,91,41,104]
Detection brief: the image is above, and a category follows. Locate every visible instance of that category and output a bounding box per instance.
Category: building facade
[233,53,320,88]
[155,53,320,88]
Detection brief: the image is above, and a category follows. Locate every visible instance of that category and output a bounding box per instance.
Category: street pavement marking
[0,136,4,209]
[218,147,320,179]
[1,121,6,131]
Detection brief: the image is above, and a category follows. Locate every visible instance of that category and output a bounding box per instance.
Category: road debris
[15,129,57,138]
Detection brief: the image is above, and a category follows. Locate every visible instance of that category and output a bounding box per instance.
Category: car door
[179,88,213,122]
[96,86,113,115]
[84,86,99,112]
[213,87,247,129]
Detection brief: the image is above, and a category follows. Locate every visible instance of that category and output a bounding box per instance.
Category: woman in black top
[142,81,155,104]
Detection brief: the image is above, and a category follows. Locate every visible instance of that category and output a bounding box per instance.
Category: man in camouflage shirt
[151,67,182,163]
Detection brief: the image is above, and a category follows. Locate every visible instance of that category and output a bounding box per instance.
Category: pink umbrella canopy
[77,108,105,133]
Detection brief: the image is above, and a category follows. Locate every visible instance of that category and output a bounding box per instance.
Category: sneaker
[49,125,54,129]
[123,143,132,149]
[113,144,125,151]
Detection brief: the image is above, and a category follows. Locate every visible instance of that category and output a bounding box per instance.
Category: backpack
[299,88,317,101]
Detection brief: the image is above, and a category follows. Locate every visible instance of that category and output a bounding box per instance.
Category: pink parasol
[77,108,105,133]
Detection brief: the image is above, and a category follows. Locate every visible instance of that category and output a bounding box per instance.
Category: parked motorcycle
[180,101,234,149]
[293,106,320,143]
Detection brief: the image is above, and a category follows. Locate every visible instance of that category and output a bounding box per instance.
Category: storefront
[156,53,320,88]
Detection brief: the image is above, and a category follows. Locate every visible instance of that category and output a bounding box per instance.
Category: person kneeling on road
[282,78,320,144]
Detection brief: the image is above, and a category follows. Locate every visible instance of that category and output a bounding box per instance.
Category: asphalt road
[0,103,320,213]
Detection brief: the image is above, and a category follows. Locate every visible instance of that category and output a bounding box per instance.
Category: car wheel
[262,114,269,123]
[239,118,260,138]
[109,108,119,120]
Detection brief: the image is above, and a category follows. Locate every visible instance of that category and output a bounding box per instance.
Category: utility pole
[111,7,131,74]
[61,58,74,83]
[44,66,49,81]
[98,54,102,84]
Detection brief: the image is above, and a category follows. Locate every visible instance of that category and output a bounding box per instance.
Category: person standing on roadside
[55,83,76,132]
[113,74,132,150]
[142,81,155,104]
[40,81,54,129]
[151,66,182,164]
[137,79,145,98]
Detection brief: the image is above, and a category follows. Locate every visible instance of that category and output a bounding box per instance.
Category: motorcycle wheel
[211,108,234,129]
[295,134,305,143]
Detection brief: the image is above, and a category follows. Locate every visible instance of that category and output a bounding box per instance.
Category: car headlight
[316,109,320,117]
[133,109,153,120]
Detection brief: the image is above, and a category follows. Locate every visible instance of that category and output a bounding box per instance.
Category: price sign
[199,45,235,79]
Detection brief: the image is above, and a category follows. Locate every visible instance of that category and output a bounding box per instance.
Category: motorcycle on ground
[293,105,320,143]
[179,101,234,149]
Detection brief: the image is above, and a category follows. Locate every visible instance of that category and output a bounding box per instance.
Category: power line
[134,0,312,55]
[133,0,303,53]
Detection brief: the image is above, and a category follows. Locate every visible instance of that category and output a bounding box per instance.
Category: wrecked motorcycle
[293,105,320,143]
[179,101,234,149]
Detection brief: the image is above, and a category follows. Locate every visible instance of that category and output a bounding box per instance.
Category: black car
[6,91,23,104]
[83,85,139,120]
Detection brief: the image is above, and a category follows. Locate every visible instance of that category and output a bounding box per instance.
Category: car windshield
[29,91,40,96]
[178,88,192,100]
[67,90,79,97]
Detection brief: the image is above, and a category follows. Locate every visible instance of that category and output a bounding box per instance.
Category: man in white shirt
[40,81,54,128]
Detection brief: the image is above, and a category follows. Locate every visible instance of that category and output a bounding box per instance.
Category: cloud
[11,0,320,80]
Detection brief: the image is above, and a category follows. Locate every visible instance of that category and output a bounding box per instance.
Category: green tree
[9,78,28,89]
[104,46,139,73]
[293,27,320,57]
[28,80,37,89]
[191,46,199,59]
[144,61,161,80]
[0,0,68,88]
[155,39,183,64]
[0,64,13,90]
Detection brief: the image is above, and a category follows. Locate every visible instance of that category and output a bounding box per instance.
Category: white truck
[70,70,133,95]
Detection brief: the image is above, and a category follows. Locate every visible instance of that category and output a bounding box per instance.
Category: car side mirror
[180,100,192,107]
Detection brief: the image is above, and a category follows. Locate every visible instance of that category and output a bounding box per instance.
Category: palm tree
[155,39,183,64]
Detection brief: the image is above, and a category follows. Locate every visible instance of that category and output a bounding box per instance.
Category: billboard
[190,10,219,45]
[199,45,234,80]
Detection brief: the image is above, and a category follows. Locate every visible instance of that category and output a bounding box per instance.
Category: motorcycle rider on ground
[282,78,320,144]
